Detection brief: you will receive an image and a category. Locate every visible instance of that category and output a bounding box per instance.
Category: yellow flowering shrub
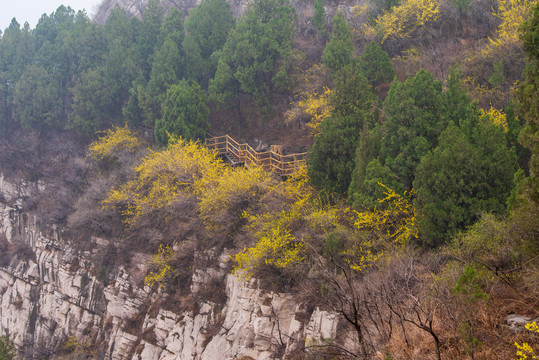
[355,183,418,246]
[286,64,332,135]
[374,0,440,43]
[300,88,333,136]
[488,0,538,51]
[102,137,224,227]
[198,165,272,232]
[480,106,509,131]
[144,244,178,287]
[233,168,342,276]
[233,226,305,277]
[343,239,380,271]
[515,321,539,359]
[87,126,142,168]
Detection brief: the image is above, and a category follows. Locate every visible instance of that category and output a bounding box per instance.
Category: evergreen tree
[136,0,164,77]
[155,80,210,144]
[330,62,376,118]
[350,158,404,210]
[69,68,116,136]
[348,125,404,209]
[184,0,234,85]
[13,65,62,131]
[312,0,326,33]
[308,66,374,194]
[443,64,479,134]
[209,0,296,113]
[359,41,395,88]
[517,2,539,203]
[139,37,183,125]
[488,60,506,87]
[322,11,355,73]
[381,69,445,188]
[413,122,517,245]
[0,19,33,130]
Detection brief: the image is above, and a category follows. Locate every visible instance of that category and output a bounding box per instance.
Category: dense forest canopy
[0,0,538,357]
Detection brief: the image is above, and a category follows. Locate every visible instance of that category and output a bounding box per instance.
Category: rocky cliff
[0,175,341,359]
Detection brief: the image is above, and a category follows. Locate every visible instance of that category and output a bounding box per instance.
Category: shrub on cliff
[0,335,16,360]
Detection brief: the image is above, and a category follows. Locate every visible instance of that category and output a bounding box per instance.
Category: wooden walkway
[205,135,307,177]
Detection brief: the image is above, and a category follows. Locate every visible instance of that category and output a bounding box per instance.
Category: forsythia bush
[286,64,332,136]
[144,244,178,287]
[355,183,418,246]
[480,106,509,131]
[515,321,539,359]
[342,184,417,272]
[482,0,538,56]
[234,226,305,277]
[198,165,272,232]
[102,137,224,227]
[375,0,440,42]
[233,168,342,275]
[299,88,333,135]
[87,126,142,166]
[343,239,380,271]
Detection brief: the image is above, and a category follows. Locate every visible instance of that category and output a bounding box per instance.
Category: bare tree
[379,256,445,360]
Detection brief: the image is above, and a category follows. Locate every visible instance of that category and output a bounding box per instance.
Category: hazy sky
[1,0,100,32]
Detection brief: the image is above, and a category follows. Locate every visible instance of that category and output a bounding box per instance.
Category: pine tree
[517,2,539,203]
[155,80,209,144]
[414,122,517,245]
[322,11,356,73]
[359,41,395,88]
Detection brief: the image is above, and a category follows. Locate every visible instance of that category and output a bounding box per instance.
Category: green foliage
[308,114,372,195]
[184,0,235,85]
[154,80,209,144]
[96,267,105,282]
[443,65,479,133]
[348,126,382,206]
[381,69,445,188]
[312,0,327,33]
[453,265,489,302]
[458,322,483,356]
[359,41,395,88]
[330,63,376,118]
[0,335,16,360]
[488,60,506,87]
[322,232,343,258]
[451,0,471,12]
[69,68,116,136]
[322,11,356,73]
[308,64,375,194]
[13,65,62,131]
[452,265,489,357]
[414,122,517,245]
[157,8,184,49]
[349,159,404,210]
[209,0,296,112]
[518,1,539,203]
[139,37,183,125]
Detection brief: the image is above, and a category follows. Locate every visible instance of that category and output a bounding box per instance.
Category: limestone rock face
[0,176,340,359]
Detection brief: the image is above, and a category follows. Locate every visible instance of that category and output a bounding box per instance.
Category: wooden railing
[205,135,307,177]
